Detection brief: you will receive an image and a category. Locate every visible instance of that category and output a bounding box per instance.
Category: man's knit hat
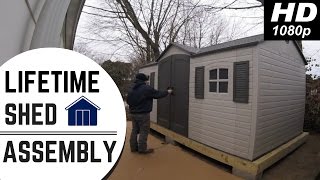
[135,73,149,81]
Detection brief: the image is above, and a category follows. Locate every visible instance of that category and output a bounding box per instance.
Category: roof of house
[141,34,307,68]
[65,96,101,110]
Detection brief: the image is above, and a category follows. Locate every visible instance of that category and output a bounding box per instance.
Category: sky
[75,0,320,77]
[302,41,320,77]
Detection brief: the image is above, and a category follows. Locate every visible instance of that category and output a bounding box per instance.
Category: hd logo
[0,48,126,180]
[265,0,320,40]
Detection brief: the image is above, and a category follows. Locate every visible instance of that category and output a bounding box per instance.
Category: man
[127,73,172,154]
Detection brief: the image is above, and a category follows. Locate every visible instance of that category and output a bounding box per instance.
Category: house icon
[65,96,101,126]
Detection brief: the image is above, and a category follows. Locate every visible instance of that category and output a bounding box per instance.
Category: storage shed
[140,34,307,161]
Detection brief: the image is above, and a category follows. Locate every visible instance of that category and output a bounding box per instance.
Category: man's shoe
[131,148,138,153]
[138,149,154,154]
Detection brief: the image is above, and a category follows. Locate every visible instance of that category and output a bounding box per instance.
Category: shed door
[170,55,190,136]
[157,54,190,137]
[157,56,171,128]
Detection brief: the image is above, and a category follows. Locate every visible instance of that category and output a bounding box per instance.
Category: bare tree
[105,0,205,62]
[77,0,262,67]
[306,56,320,79]
[73,41,107,63]
[73,41,96,59]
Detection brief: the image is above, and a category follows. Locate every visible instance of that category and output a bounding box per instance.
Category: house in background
[65,96,100,126]
[140,34,307,161]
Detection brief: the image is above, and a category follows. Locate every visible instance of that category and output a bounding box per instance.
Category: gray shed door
[157,54,190,137]
[157,57,171,129]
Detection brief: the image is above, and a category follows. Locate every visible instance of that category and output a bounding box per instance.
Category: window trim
[209,68,228,93]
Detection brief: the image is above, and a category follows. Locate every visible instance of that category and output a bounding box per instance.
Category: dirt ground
[108,123,240,180]
[108,122,320,180]
[263,133,320,180]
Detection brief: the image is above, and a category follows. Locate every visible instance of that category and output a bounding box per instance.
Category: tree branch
[82,11,125,18]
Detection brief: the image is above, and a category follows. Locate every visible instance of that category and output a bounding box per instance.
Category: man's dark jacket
[127,79,168,114]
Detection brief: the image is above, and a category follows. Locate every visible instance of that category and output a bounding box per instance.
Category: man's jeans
[130,113,150,152]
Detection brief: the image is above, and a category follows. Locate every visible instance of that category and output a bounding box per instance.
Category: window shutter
[233,61,249,103]
[195,66,205,99]
[150,72,155,88]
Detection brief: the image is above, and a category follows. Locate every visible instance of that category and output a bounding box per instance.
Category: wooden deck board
[150,122,308,176]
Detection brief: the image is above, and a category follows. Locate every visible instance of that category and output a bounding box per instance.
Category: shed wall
[189,46,258,159]
[254,41,305,159]
[139,65,158,123]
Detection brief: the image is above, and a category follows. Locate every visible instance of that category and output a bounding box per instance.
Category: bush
[304,75,320,132]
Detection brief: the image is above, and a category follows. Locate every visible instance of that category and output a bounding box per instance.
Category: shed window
[209,69,217,79]
[219,82,228,92]
[219,68,228,79]
[209,68,228,93]
[209,82,217,92]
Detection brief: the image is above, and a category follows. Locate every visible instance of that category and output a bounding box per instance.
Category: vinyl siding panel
[189,46,257,160]
[139,65,158,123]
[254,41,305,159]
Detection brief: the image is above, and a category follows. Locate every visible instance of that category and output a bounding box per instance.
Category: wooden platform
[150,122,308,180]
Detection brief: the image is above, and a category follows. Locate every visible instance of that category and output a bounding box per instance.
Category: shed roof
[195,34,264,57]
[154,43,199,62]
[171,42,199,54]
[152,34,307,65]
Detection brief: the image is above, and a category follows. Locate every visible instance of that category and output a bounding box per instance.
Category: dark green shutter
[233,61,249,103]
[195,66,205,99]
[150,72,155,88]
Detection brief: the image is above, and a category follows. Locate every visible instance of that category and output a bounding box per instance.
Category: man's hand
[167,87,173,94]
